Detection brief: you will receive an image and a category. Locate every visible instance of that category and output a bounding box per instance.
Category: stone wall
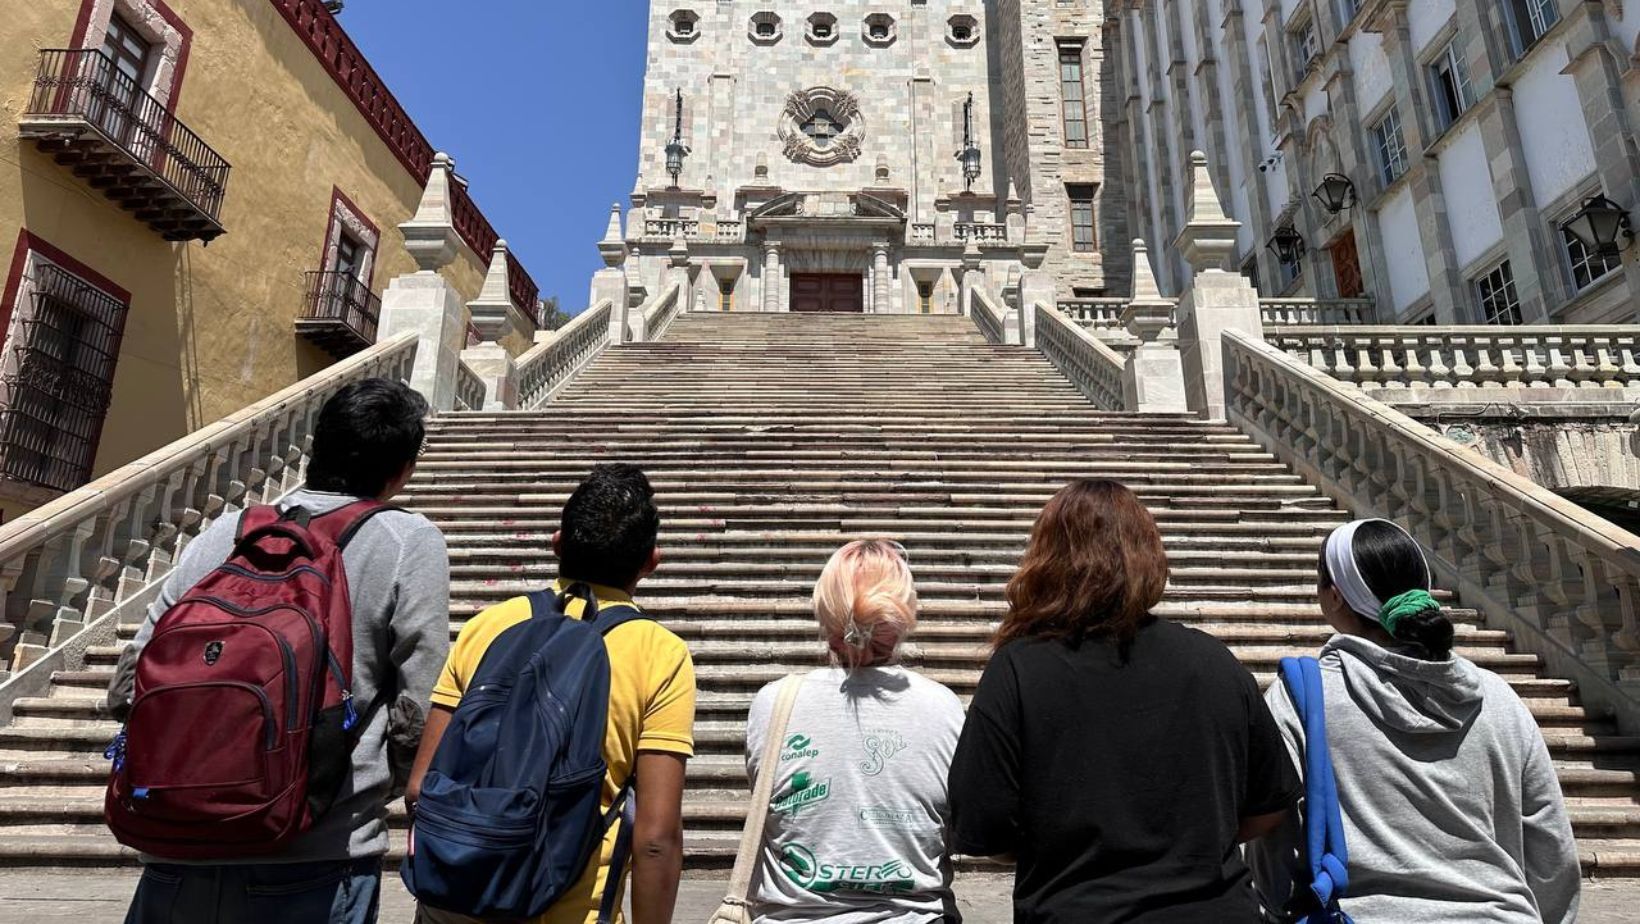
[1412,405,1640,494]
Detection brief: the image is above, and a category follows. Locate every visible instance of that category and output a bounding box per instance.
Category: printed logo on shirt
[858,729,908,776]
[781,733,820,762]
[778,843,916,895]
[858,806,923,829]
[773,770,831,815]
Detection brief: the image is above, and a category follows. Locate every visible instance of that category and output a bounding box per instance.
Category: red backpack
[105,500,393,859]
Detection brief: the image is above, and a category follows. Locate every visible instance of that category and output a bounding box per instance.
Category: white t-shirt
[745,666,967,924]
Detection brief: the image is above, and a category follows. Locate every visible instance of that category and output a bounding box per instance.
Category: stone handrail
[955,222,1008,243]
[516,299,613,409]
[1259,297,1375,326]
[1035,302,1126,412]
[970,285,1007,345]
[1057,297,1132,330]
[639,280,685,342]
[1266,325,1640,393]
[453,359,486,411]
[0,331,418,705]
[1223,329,1640,733]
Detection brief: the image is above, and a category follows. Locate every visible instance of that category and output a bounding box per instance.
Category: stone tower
[620,1,1120,315]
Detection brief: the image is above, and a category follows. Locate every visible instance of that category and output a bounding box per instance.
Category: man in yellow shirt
[408,464,696,924]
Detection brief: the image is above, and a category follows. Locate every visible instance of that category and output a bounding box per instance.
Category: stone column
[377,152,467,412]
[762,241,783,313]
[1121,239,1188,413]
[589,204,631,346]
[1172,152,1263,420]
[872,242,892,314]
[1016,243,1054,349]
[460,241,521,410]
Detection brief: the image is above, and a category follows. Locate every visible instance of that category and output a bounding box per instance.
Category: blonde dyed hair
[814,539,919,668]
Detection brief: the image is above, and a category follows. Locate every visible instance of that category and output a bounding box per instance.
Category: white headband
[1325,519,1428,624]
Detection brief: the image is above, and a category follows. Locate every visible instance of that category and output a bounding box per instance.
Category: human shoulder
[454,596,534,647]
[903,669,965,712]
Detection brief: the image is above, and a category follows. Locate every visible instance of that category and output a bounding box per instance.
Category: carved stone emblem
[778,87,865,167]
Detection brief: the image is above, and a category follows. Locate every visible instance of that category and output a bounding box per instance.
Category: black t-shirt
[948,618,1300,923]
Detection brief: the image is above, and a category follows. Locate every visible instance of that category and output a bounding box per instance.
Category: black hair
[304,379,428,498]
[1318,521,1455,661]
[558,464,660,589]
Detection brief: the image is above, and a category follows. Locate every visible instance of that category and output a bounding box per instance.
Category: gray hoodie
[1247,635,1581,923]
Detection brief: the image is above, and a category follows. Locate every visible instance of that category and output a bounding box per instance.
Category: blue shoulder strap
[524,585,649,924]
[1279,656,1354,924]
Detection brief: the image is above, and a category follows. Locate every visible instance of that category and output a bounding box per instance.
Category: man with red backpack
[107,378,452,924]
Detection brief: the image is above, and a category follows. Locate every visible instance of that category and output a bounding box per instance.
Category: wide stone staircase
[1,311,1638,875]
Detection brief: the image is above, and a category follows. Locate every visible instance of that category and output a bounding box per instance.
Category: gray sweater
[1247,635,1581,923]
[109,489,451,863]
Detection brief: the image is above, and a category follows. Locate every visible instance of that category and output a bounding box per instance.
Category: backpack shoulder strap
[234,505,283,544]
[307,500,401,551]
[1278,656,1353,920]
[592,605,652,638]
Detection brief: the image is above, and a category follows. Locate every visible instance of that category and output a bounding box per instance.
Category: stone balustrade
[970,286,1008,345]
[1224,329,1640,733]
[0,331,418,705]
[1035,303,1126,412]
[453,359,487,411]
[632,280,685,343]
[714,220,744,242]
[642,218,699,240]
[1259,297,1375,326]
[1059,297,1141,331]
[909,223,936,243]
[1265,325,1640,393]
[954,222,1008,243]
[516,299,614,409]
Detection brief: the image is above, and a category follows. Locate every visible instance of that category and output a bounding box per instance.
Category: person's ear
[551,530,564,560]
[641,547,662,578]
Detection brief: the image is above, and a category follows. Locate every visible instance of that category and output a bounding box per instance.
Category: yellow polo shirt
[430,580,696,924]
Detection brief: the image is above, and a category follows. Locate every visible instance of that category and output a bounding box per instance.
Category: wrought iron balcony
[19,49,230,243]
[296,271,380,358]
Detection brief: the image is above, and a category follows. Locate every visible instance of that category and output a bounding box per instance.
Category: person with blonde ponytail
[741,540,964,923]
[1249,519,1581,922]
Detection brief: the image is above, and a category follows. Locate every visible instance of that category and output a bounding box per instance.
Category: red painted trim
[3,231,132,308]
[318,186,381,288]
[265,0,435,183]
[68,0,193,108]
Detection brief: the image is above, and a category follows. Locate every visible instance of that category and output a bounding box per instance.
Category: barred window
[1473,260,1524,325]
[0,263,129,493]
[1370,107,1408,185]
[1059,44,1089,149]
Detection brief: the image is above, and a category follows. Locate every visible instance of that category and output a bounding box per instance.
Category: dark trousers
[123,858,381,924]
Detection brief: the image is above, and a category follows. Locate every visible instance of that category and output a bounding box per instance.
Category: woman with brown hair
[947,480,1299,922]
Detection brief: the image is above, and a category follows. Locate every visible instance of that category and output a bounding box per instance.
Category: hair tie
[1379,590,1439,634]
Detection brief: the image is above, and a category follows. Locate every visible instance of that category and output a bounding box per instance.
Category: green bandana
[1379,589,1439,634]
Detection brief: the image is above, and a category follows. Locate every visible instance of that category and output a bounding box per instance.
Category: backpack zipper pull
[342,690,358,732]
[103,729,127,773]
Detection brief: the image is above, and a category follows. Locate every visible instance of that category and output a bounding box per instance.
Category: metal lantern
[1311,173,1357,214]
[1564,194,1634,258]
[957,93,982,191]
[665,89,690,188]
[1268,224,1306,266]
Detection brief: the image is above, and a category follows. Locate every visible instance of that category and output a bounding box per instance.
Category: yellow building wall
[0,0,498,520]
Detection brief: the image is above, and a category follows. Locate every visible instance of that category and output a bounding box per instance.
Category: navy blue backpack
[402,584,647,921]
[1279,656,1356,924]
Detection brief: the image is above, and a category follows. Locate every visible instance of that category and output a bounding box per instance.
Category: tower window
[1059,43,1088,149]
[802,109,840,148]
[757,22,775,36]
[1068,184,1097,253]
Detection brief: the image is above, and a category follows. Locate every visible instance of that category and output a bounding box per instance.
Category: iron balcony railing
[302,271,381,345]
[25,49,230,227]
[0,265,128,494]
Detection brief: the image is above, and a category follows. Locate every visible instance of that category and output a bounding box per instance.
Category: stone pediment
[748,191,906,223]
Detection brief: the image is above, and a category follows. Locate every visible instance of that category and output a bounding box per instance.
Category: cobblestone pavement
[1,870,1637,922]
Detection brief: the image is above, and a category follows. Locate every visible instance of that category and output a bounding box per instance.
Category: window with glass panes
[1561,223,1622,291]
[1067,185,1097,253]
[1291,18,1321,81]
[1505,0,1558,56]
[1059,45,1088,149]
[1474,260,1524,325]
[102,15,153,85]
[1429,39,1472,130]
[1370,108,1408,185]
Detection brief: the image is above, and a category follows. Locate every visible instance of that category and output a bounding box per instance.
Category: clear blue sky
[344,1,649,312]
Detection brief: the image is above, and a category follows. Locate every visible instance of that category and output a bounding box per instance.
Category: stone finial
[1174,150,1241,272]
[467,240,521,342]
[599,204,629,268]
[875,156,891,184]
[1122,238,1174,343]
[961,237,983,271]
[669,235,690,268]
[1005,179,1021,207]
[755,154,770,183]
[401,152,459,272]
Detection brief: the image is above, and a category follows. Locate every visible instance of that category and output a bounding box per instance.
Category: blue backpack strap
[597,781,637,924]
[1279,656,1353,923]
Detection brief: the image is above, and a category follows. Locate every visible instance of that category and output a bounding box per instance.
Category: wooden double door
[790,273,864,313]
